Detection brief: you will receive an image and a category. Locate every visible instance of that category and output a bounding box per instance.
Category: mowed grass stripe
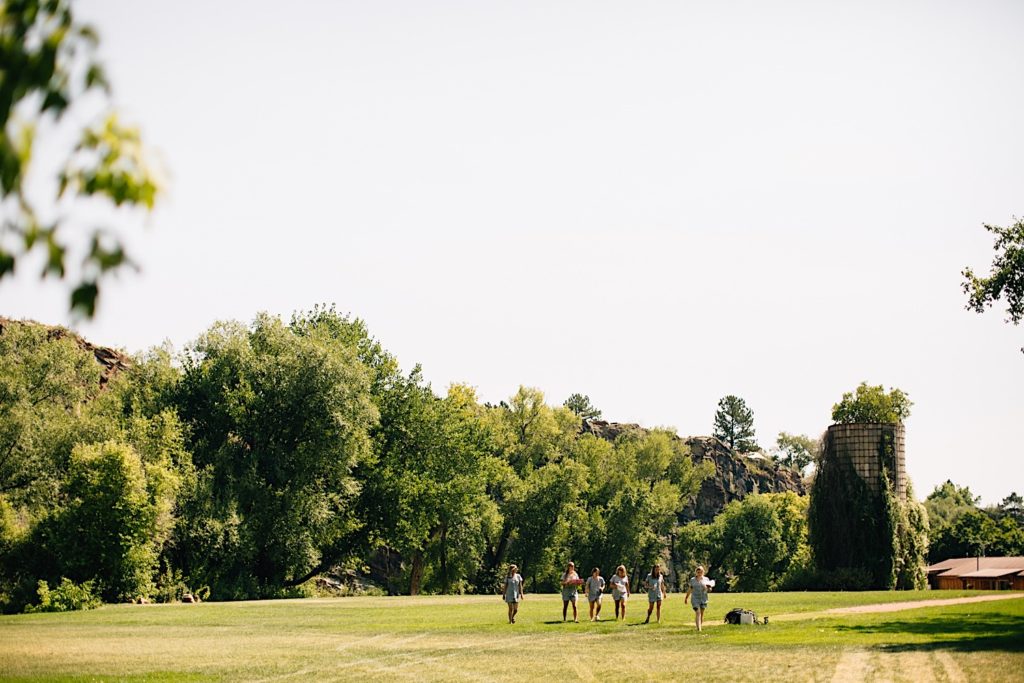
[1,591,1021,682]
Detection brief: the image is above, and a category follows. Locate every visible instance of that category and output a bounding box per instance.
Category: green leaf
[0,250,15,278]
[70,281,99,317]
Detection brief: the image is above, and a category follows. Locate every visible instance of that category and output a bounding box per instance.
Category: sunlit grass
[1,591,1021,681]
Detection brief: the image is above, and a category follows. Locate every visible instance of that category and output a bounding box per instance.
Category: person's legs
[562,599,568,621]
[697,606,705,631]
[512,602,519,623]
[644,601,654,623]
[507,602,514,623]
[595,598,602,620]
[614,598,621,619]
[621,600,627,620]
[589,599,596,620]
[572,596,578,622]
[655,599,662,623]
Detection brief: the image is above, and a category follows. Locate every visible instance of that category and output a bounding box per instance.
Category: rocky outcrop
[581,419,806,523]
[0,316,131,386]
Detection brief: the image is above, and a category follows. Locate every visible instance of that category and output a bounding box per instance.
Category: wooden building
[926,557,1024,590]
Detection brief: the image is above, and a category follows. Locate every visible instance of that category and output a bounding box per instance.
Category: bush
[778,566,874,591]
[24,578,101,613]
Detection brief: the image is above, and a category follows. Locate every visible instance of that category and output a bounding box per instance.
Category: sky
[3,0,1022,504]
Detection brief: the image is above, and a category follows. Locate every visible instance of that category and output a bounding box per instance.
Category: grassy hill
[1,591,1021,681]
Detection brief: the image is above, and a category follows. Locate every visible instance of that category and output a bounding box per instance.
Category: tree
[924,480,979,529]
[172,314,377,598]
[962,217,1024,352]
[48,441,162,601]
[993,492,1024,526]
[675,492,809,592]
[930,508,998,560]
[831,382,912,424]
[563,393,602,420]
[1,0,161,316]
[712,395,758,452]
[0,321,100,502]
[774,432,817,473]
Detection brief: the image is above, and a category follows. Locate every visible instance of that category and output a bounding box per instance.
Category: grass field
[1,590,1022,681]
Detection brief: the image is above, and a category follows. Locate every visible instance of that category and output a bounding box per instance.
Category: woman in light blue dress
[503,564,524,624]
[642,564,666,624]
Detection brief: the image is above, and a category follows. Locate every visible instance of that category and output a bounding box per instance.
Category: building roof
[927,556,1024,578]
[956,568,1023,579]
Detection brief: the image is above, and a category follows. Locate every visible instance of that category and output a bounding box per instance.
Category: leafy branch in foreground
[1,0,162,316]
[962,217,1024,352]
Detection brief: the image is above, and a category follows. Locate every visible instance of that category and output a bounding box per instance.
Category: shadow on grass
[835,612,1024,653]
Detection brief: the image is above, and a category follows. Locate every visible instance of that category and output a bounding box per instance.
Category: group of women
[503,561,714,631]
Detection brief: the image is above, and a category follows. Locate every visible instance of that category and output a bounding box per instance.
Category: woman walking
[609,565,630,620]
[560,561,581,622]
[585,567,606,621]
[642,564,666,624]
[684,565,713,631]
[503,564,524,624]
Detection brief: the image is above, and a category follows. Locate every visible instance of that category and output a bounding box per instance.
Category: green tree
[697,493,809,592]
[0,321,100,503]
[50,441,162,601]
[930,508,998,560]
[831,383,912,424]
[563,393,602,420]
[172,314,377,598]
[1,0,162,316]
[359,374,498,595]
[713,395,759,452]
[989,492,1024,527]
[962,217,1024,352]
[924,480,979,530]
[773,432,817,473]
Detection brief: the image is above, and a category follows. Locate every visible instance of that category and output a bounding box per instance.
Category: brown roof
[927,557,1024,578]
[957,568,1023,579]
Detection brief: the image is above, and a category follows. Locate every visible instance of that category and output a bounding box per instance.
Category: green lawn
[1,591,1021,681]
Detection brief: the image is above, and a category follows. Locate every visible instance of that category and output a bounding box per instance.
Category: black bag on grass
[724,608,759,625]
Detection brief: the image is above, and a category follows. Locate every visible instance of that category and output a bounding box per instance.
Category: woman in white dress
[609,564,630,620]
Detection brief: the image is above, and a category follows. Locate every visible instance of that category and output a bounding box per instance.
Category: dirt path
[824,592,1024,615]
[769,592,1024,623]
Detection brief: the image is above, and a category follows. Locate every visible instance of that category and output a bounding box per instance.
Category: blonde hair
[616,564,626,575]
[696,565,705,573]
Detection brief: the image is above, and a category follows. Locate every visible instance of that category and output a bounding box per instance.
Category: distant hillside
[581,419,806,522]
[0,316,131,386]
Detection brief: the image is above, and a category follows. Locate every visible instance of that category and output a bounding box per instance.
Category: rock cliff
[0,316,131,386]
[581,419,806,523]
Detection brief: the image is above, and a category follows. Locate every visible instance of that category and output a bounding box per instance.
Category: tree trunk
[440,524,450,595]
[409,551,425,596]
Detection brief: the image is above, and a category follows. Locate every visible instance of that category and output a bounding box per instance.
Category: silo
[824,423,906,500]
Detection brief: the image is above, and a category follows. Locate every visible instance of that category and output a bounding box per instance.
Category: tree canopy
[0,312,723,611]
[773,432,817,473]
[962,217,1024,352]
[831,382,912,424]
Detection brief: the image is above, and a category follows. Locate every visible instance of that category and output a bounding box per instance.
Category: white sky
[3,0,1022,505]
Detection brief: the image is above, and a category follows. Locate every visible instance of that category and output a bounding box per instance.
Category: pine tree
[713,395,759,452]
[563,393,602,420]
